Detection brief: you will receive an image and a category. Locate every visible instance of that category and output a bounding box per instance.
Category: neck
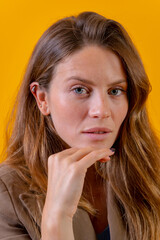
[84,165,108,234]
[84,165,106,198]
[85,165,104,184]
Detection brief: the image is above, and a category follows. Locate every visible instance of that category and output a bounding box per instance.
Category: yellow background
[0,0,160,157]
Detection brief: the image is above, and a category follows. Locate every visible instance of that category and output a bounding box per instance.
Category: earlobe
[40,102,50,116]
[30,82,50,116]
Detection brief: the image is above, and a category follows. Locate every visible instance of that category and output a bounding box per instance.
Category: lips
[82,127,112,134]
[82,127,112,141]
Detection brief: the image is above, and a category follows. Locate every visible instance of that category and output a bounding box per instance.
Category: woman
[0,11,160,240]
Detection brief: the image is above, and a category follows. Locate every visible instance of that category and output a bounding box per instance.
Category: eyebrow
[67,76,127,87]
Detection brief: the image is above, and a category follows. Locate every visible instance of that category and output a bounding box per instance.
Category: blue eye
[73,87,88,95]
[110,88,125,96]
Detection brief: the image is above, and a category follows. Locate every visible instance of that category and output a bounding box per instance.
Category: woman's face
[45,45,128,148]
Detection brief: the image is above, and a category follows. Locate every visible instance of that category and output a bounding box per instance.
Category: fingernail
[110,148,116,152]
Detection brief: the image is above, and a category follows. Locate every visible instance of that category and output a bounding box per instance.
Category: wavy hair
[4,11,160,239]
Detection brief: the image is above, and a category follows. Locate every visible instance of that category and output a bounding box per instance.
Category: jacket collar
[19,190,44,227]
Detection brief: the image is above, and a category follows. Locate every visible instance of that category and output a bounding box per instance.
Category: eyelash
[72,86,126,96]
[109,88,126,96]
[72,86,89,95]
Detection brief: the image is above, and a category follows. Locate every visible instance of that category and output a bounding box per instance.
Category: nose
[88,93,111,119]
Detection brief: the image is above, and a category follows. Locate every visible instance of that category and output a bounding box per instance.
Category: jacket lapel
[107,182,128,240]
[19,191,97,240]
[19,183,128,240]
[73,208,97,240]
[19,191,44,228]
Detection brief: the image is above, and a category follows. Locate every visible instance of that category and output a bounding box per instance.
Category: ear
[30,82,50,116]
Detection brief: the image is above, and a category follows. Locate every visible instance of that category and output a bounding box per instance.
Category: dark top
[96,226,110,240]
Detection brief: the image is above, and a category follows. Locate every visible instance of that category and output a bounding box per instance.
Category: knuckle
[48,153,60,167]
[48,155,54,166]
[69,163,81,176]
[70,162,87,177]
[69,163,77,173]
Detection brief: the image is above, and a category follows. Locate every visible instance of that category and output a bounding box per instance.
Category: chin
[72,141,113,149]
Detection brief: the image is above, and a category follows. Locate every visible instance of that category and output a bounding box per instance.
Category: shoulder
[0,163,16,179]
[0,164,29,197]
[0,163,24,183]
[0,164,28,218]
[0,164,41,240]
[0,164,21,219]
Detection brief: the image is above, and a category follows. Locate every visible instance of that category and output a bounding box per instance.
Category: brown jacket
[0,165,128,240]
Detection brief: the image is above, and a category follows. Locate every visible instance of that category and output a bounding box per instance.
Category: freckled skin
[46,45,128,149]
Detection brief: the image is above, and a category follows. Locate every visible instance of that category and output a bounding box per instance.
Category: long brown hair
[3,12,160,239]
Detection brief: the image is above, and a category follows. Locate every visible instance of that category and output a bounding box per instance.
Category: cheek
[114,101,128,127]
[50,97,87,126]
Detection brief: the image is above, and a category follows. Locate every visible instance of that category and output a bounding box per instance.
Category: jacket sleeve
[0,178,31,240]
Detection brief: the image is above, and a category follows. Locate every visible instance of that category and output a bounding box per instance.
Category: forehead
[52,45,126,83]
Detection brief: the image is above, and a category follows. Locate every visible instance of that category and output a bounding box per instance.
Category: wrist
[41,214,74,240]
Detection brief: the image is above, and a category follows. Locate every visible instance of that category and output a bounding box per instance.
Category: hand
[41,147,114,239]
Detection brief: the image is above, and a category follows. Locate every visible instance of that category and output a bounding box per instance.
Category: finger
[99,156,111,163]
[65,147,95,163]
[73,147,114,161]
[49,147,94,166]
[65,147,113,164]
[76,148,114,169]
[48,147,114,168]
[48,147,79,165]
[57,147,80,157]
